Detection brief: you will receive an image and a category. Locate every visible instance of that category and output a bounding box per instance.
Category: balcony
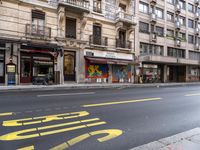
[195,28,200,35]
[115,11,136,26]
[175,4,181,14]
[89,35,108,47]
[25,24,51,39]
[195,0,200,5]
[150,13,157,24]
[195,43,200,50]
[58,0,90,13]
[149,0,157,5]
[195,12,199,20]
[116,39,132,50]
[175,21,181,30]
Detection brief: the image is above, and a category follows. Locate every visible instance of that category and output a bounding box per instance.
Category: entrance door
[20,54,32,83]
[64,51,76,81]
[0,51,5,84]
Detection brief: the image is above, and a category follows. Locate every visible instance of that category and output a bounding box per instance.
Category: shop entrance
[168,65,186,82]
[0,51,5,84]
[20,52,54,84]
[64,51,76,81]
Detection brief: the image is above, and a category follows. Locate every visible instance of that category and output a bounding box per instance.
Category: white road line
[37,92,95,97]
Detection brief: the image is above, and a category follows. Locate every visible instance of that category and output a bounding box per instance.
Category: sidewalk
[0,82,200,91]
[130,128,200,150]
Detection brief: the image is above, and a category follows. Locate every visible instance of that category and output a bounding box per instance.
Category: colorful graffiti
[86,63,108,78]
[112,65,131,83]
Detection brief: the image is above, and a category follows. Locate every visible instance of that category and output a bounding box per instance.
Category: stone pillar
[163,65,168,83]
[77,48,85,83]
[108,64,112,84]
[185,65,189,82]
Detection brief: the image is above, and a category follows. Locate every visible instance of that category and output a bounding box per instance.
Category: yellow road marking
[17,145,34,150]
[82,97,162,107]
[50,129,123,150]
[0,112,13,117]
[3,111,89,127]
[185,93,200,97]
[0,118,106,141]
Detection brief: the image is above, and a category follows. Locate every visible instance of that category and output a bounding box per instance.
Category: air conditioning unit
[175,21,181,30]
[195,12,199,20]
[195,28,200,35]
[195,43,200,50]
[175,4,181,14]
[149,0,157,5]
[175,37,181,47]
[195,0,200,5]
[150,32,157,42]
[150,13,157,24]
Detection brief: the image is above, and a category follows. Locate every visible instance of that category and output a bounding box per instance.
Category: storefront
[141,63,163,83]
[84,50,133,83]
[167,65,186,82]
[187,65,200,82]
[0,43,5,84]
[0,50,5,84]
[112,65,131,83]
[20,48,55,84]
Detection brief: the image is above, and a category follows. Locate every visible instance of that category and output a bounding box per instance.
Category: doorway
[64,51,76,81]
[168,65,186,82]
[0,51,5,84]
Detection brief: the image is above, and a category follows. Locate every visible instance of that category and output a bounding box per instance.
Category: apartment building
[136,0,200,83]
[0,0,136,85]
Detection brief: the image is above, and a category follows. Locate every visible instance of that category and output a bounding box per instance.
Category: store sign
[105,52,116,59]
[7,65,16,73]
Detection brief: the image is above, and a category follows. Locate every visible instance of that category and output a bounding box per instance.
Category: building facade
[136,0,200,83]
[1,0,200,85]
[0,0,136,85]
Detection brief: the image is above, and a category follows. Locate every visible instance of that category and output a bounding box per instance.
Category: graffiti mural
[85,63,108,78]
[112,65,131,83]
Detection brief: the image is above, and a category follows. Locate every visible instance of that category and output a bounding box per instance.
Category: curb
[0,82,200,92]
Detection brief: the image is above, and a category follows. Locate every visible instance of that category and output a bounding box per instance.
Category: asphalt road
[0,85,200,150]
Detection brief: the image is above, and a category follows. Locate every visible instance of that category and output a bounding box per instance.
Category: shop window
[66,18,76,39]
[0,52,4,81]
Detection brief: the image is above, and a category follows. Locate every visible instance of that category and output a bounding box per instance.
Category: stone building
[136,0,200,83]
[0,0,136,85]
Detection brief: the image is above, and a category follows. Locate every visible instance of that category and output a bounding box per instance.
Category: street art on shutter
[85,62,109,78]
[112,65,131,83]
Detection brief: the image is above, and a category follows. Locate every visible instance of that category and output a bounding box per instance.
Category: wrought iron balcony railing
[116,11,135,24]
[89,35,108,46]
[26,24,51,38]
[59,0,89,10]
[116,39,132,49]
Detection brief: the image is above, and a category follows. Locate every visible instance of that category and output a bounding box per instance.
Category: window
[155,8,164,19]
[31,10,45,36]
[179,0,186,10]
[167,47,185,58]
[189,51,200,60]
[167,0,174,5]
[93,0,102,13]
[66,18,76,39]
[188,19,194,28]
[139,2,149,14]
[167,29,174,37]
[188,35,194,44]
[167,11,174,22]
[140,43,163,56]
[179,16,186,26]
[139,22,149,33]
[156,26,164,36]
[93,24,102,45]
[188,3,194,13]
[179,32,186,40]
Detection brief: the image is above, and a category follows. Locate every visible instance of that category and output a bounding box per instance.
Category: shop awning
[85,56,133,65]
